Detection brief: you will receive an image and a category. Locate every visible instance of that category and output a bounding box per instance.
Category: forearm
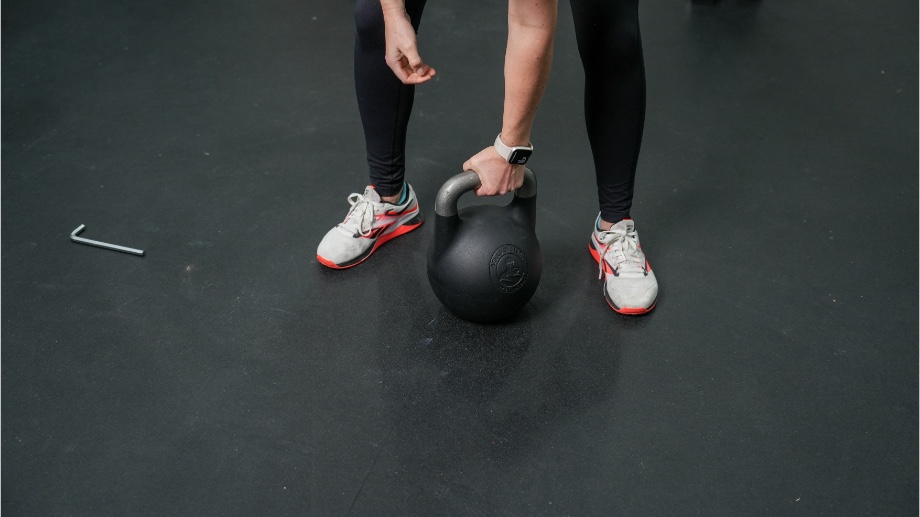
[502,0,558,146]
[380,0,407,19]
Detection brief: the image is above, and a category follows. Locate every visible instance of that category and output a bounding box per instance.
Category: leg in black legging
[353,0,429,198]
[569,0,646,224]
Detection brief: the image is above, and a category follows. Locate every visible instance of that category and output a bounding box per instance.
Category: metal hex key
[70,224,145,256]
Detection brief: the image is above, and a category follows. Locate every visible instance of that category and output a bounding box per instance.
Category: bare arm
[501,0,557,147]
[464,0,558,195]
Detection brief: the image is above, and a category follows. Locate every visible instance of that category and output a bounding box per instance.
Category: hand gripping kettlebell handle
[434,168,537,217]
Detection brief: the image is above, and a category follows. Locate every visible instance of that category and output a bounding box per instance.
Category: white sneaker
[589,215,658,314]
[316,184,423,269]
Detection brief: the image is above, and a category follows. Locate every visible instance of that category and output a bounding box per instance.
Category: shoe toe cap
[317,228,366,264]
[606,274,658,311]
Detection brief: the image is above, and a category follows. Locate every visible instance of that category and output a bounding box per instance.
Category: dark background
[3,0,917,514]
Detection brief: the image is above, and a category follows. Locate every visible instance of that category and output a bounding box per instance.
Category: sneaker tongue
[364,186,381,203]
[613,219,635,232]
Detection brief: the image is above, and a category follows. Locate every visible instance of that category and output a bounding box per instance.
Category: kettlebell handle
[434,168,537,217]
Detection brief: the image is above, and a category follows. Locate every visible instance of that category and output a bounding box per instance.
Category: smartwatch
[493,134,533,165]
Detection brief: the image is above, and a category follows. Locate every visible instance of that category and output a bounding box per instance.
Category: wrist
[499,130,531,148]
[380,1,407,19]
[493,133,533,165]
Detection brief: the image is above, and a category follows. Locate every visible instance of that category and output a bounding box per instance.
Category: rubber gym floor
[2,0,917,514]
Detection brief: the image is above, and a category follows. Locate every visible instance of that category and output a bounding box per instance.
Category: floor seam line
[346,422,395,515]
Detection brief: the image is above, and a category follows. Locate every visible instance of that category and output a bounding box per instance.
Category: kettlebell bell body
[427,169,542,323]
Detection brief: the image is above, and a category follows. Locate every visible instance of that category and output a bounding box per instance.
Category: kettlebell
[427,168,542,323]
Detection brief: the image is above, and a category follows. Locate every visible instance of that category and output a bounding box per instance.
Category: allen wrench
[70,224,145,256]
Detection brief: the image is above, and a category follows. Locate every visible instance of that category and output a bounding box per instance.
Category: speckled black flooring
[3,0,917,514]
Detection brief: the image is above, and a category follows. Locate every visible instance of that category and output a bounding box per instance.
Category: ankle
[598,215,630,231]
[599,218,625,231]
[381,183,408,205]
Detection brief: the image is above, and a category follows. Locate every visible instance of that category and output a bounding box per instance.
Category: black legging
[354,0,645,223]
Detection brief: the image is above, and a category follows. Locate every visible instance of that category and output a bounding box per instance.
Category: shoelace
[597,226,646,279]
[338,193,376,237]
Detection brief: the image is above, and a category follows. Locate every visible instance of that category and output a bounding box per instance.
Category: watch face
[508,148,532,165]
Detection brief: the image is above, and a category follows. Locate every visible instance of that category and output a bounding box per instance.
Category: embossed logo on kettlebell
[490,245,528,293]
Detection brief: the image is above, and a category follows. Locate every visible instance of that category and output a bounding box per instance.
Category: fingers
[463,156,489,196]
[385,54,411,83]
[512,170,525,190]
[464,148,526,196]
[464,160,487,196]
[386,55,436,84]
[399,40,437,76]
[473,174,516,197]
[405,50,424,74]
[410,66,436,84]
[479,168,525,196]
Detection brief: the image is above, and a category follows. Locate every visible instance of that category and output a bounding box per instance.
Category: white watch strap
[493,134,533,161]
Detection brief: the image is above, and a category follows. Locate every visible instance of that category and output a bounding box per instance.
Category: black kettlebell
[427,168,542,323]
